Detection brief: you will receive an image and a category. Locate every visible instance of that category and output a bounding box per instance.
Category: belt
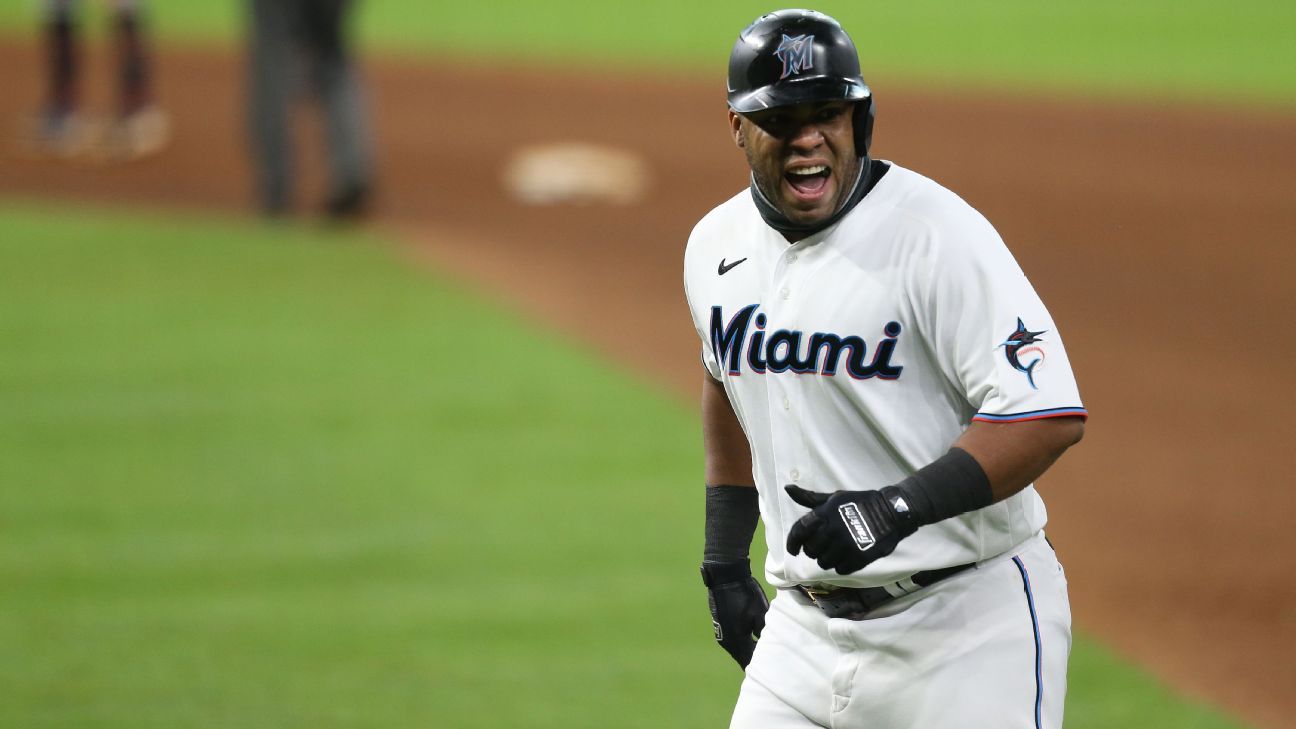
[796,562,976,619]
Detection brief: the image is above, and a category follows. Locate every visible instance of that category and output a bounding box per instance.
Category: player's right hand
[784,483,919,574]
[700,560,769,669]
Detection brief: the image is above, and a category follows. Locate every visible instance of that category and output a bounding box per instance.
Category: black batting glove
[785,484,919,575]
[700,560,769,669]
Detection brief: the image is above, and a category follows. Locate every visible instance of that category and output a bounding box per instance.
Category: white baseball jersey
[684,162,1086,590]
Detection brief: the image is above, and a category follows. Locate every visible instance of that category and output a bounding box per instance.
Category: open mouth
[785,165,831,198]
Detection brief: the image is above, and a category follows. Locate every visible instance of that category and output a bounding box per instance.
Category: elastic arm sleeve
[703,484,760,562]
[885,447,993,526]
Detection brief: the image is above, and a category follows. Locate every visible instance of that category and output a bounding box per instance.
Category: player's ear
[729,111,745,149]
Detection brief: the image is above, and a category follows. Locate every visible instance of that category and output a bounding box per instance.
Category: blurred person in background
[31,0,169,159]
[247,0,374,219]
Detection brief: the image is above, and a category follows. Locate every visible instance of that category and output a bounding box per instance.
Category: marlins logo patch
[775,34,815,79]
[1000,318,1048,389]
[838,503,876,551]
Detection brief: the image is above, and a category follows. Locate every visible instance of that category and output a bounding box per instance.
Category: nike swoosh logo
[718,257,748,275]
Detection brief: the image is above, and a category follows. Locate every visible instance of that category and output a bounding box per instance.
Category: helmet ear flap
[853,97,875,157]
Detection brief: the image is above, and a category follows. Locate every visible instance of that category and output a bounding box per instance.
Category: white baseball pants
[731,532,1071,729]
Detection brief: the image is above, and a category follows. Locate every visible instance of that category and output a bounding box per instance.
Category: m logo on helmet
[775,34,815,79]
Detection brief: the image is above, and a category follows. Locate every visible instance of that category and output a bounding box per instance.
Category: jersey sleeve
[914,210,1086,423]
[683,236,724,382]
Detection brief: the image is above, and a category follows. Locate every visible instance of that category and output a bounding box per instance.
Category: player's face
[730,100,861,227]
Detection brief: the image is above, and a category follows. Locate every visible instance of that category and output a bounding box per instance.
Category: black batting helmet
[727,9,874,154]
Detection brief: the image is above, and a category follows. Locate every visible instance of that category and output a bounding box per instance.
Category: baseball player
[33,0,168,159]
[685,10,1087,728]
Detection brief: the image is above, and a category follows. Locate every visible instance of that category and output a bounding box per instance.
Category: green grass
[0,205,1247,727]
[0,1,1291,104]
[1069,641,1246,728]
[0,205,726,728]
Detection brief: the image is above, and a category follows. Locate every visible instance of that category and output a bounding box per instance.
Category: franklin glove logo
[838,503,876,551]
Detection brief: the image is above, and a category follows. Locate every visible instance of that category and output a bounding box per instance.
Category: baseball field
[1,2,1293,728]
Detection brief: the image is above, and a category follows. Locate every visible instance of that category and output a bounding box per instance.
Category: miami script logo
[709,304,902,380]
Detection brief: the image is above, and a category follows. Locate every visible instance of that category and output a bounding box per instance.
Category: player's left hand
[784,484,919,574]
[701,560,769,669]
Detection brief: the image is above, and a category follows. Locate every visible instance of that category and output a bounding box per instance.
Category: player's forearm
[701,372,760,561]
[953,418,1085,502]
[884,418,1084,529]
[704,484,760,561]
[702,373,755,486]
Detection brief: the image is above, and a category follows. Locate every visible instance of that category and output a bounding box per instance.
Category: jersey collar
[750,158,890,240]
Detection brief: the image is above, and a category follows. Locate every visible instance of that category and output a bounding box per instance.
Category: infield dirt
[1,41,1293,729]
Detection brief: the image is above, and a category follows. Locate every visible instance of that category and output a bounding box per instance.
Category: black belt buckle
[797,584,891,619]
[798,562,975,619]
[800,585,835,608]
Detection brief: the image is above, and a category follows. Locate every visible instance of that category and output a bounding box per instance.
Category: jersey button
[790,468,800,480]
[787,253,798,263]
[782,397,790,410]
[780,287,791,299]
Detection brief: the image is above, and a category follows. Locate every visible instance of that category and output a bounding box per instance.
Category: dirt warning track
[1,40,1293,728]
